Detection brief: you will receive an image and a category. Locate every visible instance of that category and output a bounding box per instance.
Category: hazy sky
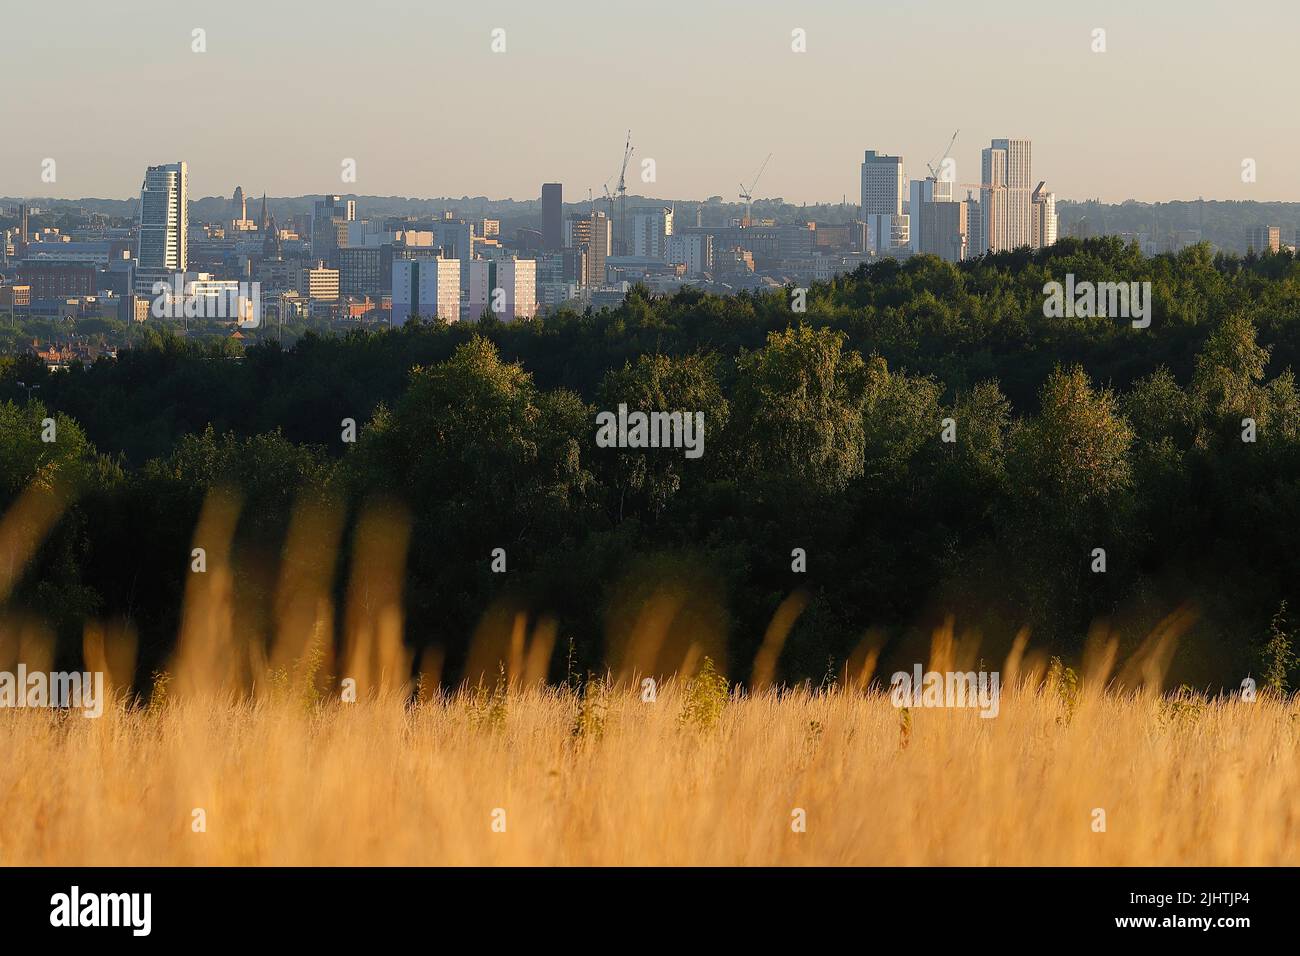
[4,0,1297,204]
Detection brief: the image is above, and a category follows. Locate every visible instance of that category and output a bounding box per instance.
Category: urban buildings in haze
[900,136,1056,262]
[1247,224,1281,254]
[3,132,1070,340]
[311,195,355,264]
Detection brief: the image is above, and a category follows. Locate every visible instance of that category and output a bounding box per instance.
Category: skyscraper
[860,150,908,255]
[860,150,905,218]
[566,211,610,287]
[135,161,188,294]
[1031,182,1058,249]
[964,192,983,258]
[979,146,1007,255]
[542,183,563,251]
[982,138,1032,252]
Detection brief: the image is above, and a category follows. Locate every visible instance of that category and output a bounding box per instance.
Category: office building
[779,222,815,259]
[258,258,302,293]
[300,261,340,301]
[17,261,96,298]
[311,195,355,263]
[860,151,909,254]
[337,246,384,296]
[861,150,905,218]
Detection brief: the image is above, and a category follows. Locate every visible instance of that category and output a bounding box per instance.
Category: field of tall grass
[2,672,1297,866]
[1,488,1297,866]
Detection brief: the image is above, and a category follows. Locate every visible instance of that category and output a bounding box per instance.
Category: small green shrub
[1262,601,1295,697]
[571,673,609,742]
[679,656,728,731]
[1158,684,1207,726]
[145,670,171,717]
[468,662,509,732]
[1046,656,1080,726]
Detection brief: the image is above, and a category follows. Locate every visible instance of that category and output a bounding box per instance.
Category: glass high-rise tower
[135,161,188,294]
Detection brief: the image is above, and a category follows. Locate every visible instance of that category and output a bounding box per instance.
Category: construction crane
[926,129,959,182]
[739,153,773,227]
[612,130,633,255]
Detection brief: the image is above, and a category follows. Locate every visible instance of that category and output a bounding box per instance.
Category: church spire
[262,211,281,259]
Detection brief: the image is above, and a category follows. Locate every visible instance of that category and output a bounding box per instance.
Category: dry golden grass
[2,486,1298,866]
[1,678,1297,866]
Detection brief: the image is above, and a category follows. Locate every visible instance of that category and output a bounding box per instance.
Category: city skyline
[5,0,1300,204]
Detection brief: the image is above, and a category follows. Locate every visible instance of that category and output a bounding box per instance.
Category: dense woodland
[3,237,1299,691]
